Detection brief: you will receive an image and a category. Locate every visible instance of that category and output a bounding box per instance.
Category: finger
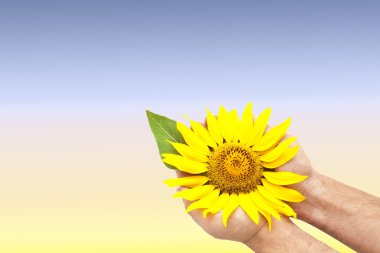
[176,186,191,209]
[175,170,193,178]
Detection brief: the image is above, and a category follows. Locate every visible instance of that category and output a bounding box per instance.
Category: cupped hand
[276,135,316,193]
[176,170,268,243]
[173,116,315,243]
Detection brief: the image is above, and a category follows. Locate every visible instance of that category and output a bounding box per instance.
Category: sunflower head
[151,102,307,231]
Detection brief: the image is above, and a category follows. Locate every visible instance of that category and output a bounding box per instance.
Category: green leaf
[146,110,185,169]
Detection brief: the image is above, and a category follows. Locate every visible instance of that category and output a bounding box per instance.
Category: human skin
[176,141,335,252]
[180,185,335,252]
[289,164,380,253]
[277,140,380,253]
[177,136,380,252]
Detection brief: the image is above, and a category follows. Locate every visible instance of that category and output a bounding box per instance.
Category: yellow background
[0,98,378,252]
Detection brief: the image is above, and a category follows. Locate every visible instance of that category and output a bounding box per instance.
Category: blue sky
[1,1,379,103]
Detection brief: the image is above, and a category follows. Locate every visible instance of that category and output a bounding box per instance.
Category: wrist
[244,217,334,253]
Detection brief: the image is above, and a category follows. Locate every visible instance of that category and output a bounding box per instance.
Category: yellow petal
[250,190,281,220]
[169,142,209,163]
[173,185,215,201]
[162,153,208,174]
[257,185,296,218]
[251,200,272,231]
[203,192,229,217]
[238,193,259,225]
[206,108,223,145]
[237,102,254,145]
[262,179,305,202]
[259,137,297,162]
[229,109,240,142]
[190,120,217,149]
[260,210,272,231]
[262,146,300,169]
[164,176,209,188]
[218,105,233,143]
[186,189,220,212]
[253,117,291,152]
[263,171,307,185]
[177,122,211,155]
[247,108,271,146]
[222,193,238,227]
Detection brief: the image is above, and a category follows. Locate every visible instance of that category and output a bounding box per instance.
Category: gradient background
[0,1,379,252]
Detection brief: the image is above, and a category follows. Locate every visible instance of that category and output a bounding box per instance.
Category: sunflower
[161,102,307,230]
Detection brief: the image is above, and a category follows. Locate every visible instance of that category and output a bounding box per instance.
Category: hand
[276,135,316,193]
[175,133,314,244]
[177,170,268,243]
[171,124,380,253]
[176,169,334,253]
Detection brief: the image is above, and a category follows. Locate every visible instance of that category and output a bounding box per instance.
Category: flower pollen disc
[208,143,263,194]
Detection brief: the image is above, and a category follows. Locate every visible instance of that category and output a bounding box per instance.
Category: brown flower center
[207,143,263,194]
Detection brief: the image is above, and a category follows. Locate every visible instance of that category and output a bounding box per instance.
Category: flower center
[207,143,263,194]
